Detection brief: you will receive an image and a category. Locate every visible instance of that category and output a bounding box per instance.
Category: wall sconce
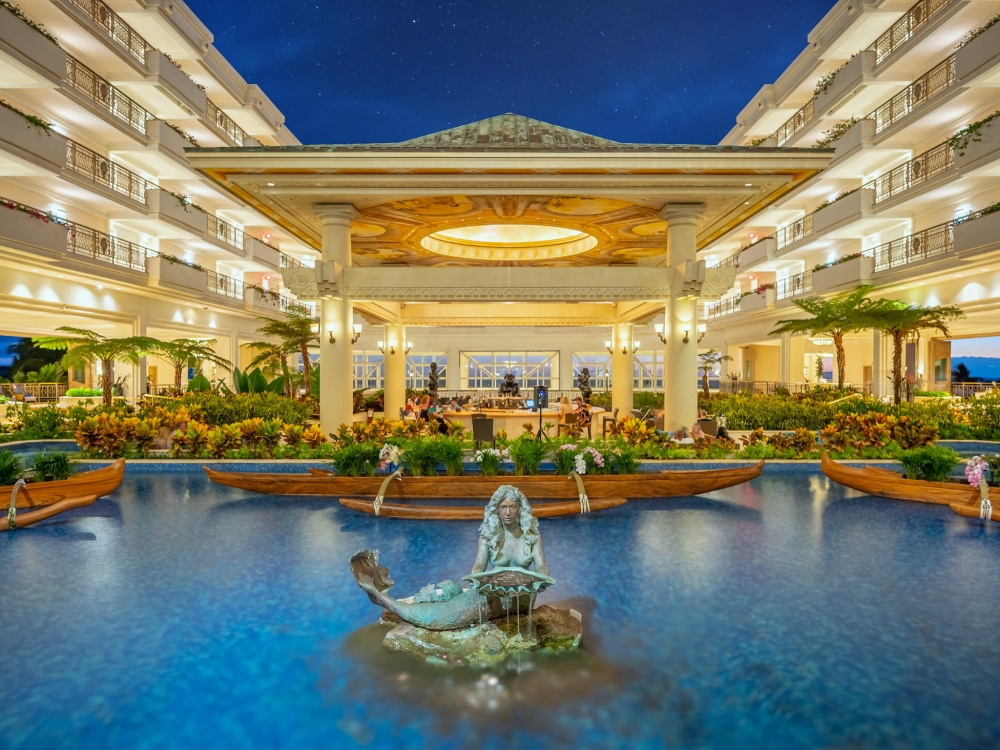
[683,329,690,344]
[404,341,413,354]
[654,323,667,344]
[351,322,363,344]
[632,341,640,354]
[698,324,707,344]
[325,323,335,344]
[605,340,613,354]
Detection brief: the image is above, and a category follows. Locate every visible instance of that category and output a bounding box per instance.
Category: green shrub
[401,437,439,476]
[186,374,212,392]
[608,442,643,474]
[435,436,465,476]
[633,392,663,411]
[0,450,24,485]
[473,447,506,477]
[898,446,961,482]
[31,450,74,481]
[589,392,611,410]
[331,441,380,477]
[509,435,544,476]
[550,441,579,475]
[178,393,308,427]
[65,387,102,397]
[10,404,68,439]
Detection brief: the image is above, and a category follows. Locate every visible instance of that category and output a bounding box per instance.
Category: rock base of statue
[379,605,582,667]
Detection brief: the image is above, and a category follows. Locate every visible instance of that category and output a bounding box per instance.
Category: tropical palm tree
[153,339,232,393]
[864,301,965,405]
[697,349,733,397]
[770,285,875,390]
[243,340,297,398]
[33,327,161,405]
[251,304,319,398]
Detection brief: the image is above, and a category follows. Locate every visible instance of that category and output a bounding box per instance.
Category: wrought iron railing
[708,253,741,269]
[870,222,954,271]
[69,225,149,271]
[279,252,302,268]
[952,382,999,398]
[776,213,814,250]
[719,381,871,396]
[66,140,151,204]
[1,383,68,401]
[870,141,954,203]
[776,271,813,300]
[206,214,244,250]
[705,296,741,320]
[206,99,248,146]
[869,56,955,133]
[66,56,151,133]
[68,0,152,64]
[205,270,244,300]
[868,0,955,65]
[775,97,816,146]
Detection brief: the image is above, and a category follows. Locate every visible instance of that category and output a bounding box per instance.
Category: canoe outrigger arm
[569,471,590,514]
[374,469,403,517]
[8,479,25,530]
[981,481,993,521]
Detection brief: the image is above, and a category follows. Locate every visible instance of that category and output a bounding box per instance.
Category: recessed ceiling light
[115,287,122,290]
[96,284,103,289]
[983,268,990,272]
[31,268,38,272]
[956,274,962,277]
[744,183,752,187]
[744,201,750,205]
[267,182,275,186]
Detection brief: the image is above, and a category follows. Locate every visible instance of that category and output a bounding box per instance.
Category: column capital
[314,204,359,226]
[659,203,707,224]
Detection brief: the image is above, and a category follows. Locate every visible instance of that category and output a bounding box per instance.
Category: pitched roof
[396,113,619,150]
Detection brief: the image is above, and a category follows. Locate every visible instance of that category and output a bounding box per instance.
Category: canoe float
[339,496,628,520]
[203,461,764,500]
[3,458,125,509]
[5,494,98,531]
[820,453,995,508]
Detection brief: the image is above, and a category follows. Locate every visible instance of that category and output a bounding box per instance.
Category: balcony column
[779,332,792,384]
[134,305,148,399]
[611,323,634,417]
[383,323,406,420]
[661,203,706,433]
[316,204,358,434]
[871,331,885,399]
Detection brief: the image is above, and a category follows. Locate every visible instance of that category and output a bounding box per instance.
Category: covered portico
[189,114,830,434]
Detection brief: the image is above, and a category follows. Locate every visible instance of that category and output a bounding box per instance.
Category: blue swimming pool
[1,469,999,748]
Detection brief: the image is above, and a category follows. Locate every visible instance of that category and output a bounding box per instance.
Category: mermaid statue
[350,485,555,631]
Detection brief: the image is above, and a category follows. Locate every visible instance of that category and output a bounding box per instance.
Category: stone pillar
[316,204,358,433]
[383,323,406,420]
[779,332,792,384]
[871,331,884,399]
[611,323,634,417]
[135,306,147,399]
[661,204,705,433]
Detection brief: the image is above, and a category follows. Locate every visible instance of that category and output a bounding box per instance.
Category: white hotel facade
[703,0,1000,397]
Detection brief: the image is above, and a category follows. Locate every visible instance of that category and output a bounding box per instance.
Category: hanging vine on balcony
[163,121,200,147]
[814,187,860,212]
[947,110,1000,156]
[1,196,69,225]
[157,252,205,272]
[812,252,863,274]
[956,10,1000,49]
[813,55,855,97]
[247,284,280,302]
[747,136,768,147]
[162,53,207,91]
[0,99,54,135]
[814,117,860,148]
[167,191,206,214]
[0,1,61,46]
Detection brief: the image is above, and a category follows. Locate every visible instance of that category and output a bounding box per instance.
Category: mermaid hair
[479,485,539,561]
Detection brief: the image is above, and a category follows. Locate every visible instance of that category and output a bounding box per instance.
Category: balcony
[146,254,207,294]
[68,224,149,271]
[0,3,66,87]
[813,188,875,234]
[206,214,244,254]
[871,142,955,205]
[954,118,1000,175]
[206,269,244,303]
[280,252,303,269]
[145,189,207,236]
[870,56,956,136]
[814,51,877,119]
[954,208,1000,255]
[955,15,1000,83]
[812,255,874,294]
[740,287,774,312]
[65,0,152,65]
[775,98,815,147]
[0,102,67,172]
[776,214,814,253]
[244,235,280,268]
[737,236,776,268]
[776,271,812,301]
[66,56,152,134]
[118,50,207,119]
[867,0,957,66]
[0,196,68,256]
[243,285,283,313]
[871,222,953,272]
[207,100,255,147]
[705,296,740,320]
[65,140,150,207]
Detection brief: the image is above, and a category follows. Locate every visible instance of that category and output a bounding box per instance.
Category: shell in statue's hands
[463,567,556,596]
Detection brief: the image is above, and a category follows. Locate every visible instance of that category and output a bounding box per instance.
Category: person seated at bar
[558,395,573,423]
[691,422,705,441]
[573,396,592,430]
[674,426,694,444]
[446,397,461,411]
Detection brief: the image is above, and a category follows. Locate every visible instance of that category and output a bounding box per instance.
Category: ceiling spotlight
[267,182,275,186]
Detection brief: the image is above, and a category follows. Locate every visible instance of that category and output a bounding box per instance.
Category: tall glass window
[573,351,663,390]
[459,352,559,390]
[406,353,446,390]
[352,351,384,390]
[633,350,664,390]
[572,353,612,391]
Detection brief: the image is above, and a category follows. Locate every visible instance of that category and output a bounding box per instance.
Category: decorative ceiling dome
[421,223,598,261]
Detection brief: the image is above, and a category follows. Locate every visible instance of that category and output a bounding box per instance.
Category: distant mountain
[952,356,1000,381]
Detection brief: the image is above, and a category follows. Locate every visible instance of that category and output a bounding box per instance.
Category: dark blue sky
[189,0,834,145]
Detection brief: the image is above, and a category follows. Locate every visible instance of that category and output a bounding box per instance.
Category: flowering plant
[966,454,999,488]
[378,443,401,471]
[574,446,605,475]
[473,447,509,477]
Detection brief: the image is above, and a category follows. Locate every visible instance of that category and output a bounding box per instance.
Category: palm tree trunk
[300,343,311,399]
[892,332,904,405]
[702,371,709,398]
[833,331,846,390]
[101,357,114,406]
[174,363,183,393]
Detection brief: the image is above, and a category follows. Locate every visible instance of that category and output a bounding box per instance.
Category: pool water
[2,470,999,748]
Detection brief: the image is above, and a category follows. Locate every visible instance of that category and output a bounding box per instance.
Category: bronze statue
[498,372,520,397]
[428,361,439,400]
[578,367,593,404]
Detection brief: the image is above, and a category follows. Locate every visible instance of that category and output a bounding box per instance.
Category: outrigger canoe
[203,461,764,500]
[3,458,125,509]
[338,496,628,520]
[820,453,995,507]
[4,494,98,531]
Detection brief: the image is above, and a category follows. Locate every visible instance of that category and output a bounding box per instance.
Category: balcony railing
[279,252,303,268]
[952,382,999,397]
[776,213,814,250]
[206,214,244,250]
[0,383,68,402]
[206,269,243,300]
[775,97,816,146]
[870,141,954,203]
[68,0,152,64]
[705,296,741,319]
[870,221,954,271]
[207,100,248,146]
[66,56,152,134]
[868,0,955,65]
[776,271,813,300]
[66,140,151,204]
[719,381,872,396]
[69,225,149,271]
[870,56,955,134]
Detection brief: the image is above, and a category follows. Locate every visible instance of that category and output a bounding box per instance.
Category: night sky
[188,0,834,146]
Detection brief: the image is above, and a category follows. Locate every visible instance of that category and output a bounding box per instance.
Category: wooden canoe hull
[949,502,996,522]
[820,453,995,507]
[338,496,628,520]
[3,459,125,508]
[4,495,98,530]
[204,461,764,500]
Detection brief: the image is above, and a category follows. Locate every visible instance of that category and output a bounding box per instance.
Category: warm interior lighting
[422,223,597,261]
[435,224,583,244]
[351,322,363,344]
[810,335,834,346]
[325,323,335,343]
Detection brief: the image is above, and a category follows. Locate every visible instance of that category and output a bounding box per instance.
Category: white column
[661,203,706,433]
[872,331,883,399]
[611,323,633,416]
[135,307,147,398]
[779,332,792,384]
[316,204,358,433]
[383,323,406,420]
